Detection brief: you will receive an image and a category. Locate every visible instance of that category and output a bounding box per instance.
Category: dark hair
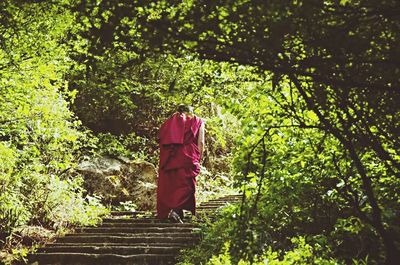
[177,104,193,114]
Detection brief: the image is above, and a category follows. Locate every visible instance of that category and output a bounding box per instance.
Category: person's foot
[168,209,183,223]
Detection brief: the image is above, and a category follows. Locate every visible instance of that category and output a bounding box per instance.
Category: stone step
[100,220,196,227]
[110,211,155,216]
[202,196,242,200]
[28,194,241,264]
[210,195,241,199]
[98,224,195,229]
[46,242,190,248]
[199,204,232,208]
[101,218,171,223]
[201,198,238,201]
[76,227,199,234]
[65,231,197,237]
[37,245,182,255]
[200,199,240,204]
[196,201,238,205]
[202,198,240,202]
[56,235,199,244]
[197,205,226,208]
[198,206,226,209]
[197,207,223,210]
[29,253,176,265]
[199,201,234,205]
[101,217,195,222]
[62,231,199,237]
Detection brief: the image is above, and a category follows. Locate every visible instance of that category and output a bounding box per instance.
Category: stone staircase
[28,194,241,265]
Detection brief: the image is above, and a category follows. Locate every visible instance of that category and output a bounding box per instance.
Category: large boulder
[77,156,157,210]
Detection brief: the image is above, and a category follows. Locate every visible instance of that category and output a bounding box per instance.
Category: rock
[77,157,157,210]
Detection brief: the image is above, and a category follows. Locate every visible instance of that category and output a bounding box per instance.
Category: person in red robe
[157,105,205,223]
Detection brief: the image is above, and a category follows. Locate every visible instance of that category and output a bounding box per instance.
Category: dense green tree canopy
[0,0,399,264]
[70,0,399,263]
[0,2,107,262]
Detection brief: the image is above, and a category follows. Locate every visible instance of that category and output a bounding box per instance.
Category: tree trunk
[290,75,399,264]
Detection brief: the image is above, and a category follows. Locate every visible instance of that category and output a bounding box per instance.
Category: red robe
[157,113,203,218]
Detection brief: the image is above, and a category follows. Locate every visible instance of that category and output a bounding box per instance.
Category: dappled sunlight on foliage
[0,0,399,264]
[0,2,108,262]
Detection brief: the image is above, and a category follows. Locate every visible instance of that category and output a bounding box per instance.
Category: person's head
[177,104,194,115]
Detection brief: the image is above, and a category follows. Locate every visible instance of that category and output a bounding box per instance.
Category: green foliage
[196,165,236,204]
[222,79,388,263]
[91,132,149,161]
[179,71,396,264]
[0,1,108,260]
[206,237,341,265]
[180,206,342,264]
[44,175,108,227]
[177,205,239,265]
[101,0,398,263]
[114,201,138,212]
[68,49,242,163]
[1,0,399,264]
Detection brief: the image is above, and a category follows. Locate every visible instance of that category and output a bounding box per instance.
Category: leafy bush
[0,2,108,262]
[86,132,149,160]
[206,237,341,265]
[177,205,239,265]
